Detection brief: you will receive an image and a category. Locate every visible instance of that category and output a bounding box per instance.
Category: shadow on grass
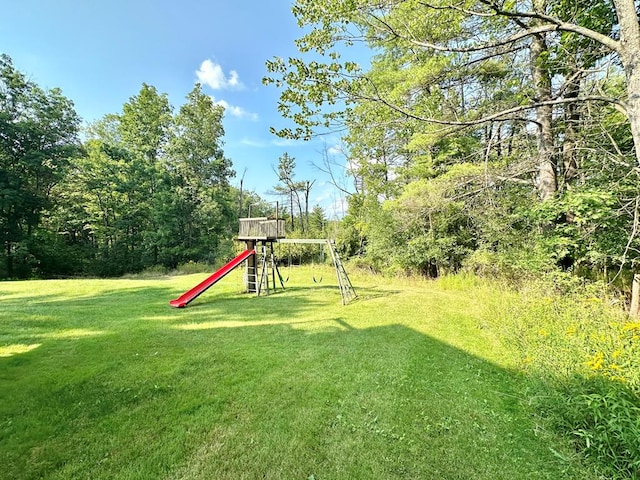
[0,281,602,480]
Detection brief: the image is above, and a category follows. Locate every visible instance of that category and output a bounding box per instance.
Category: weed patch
[466,272,640,479]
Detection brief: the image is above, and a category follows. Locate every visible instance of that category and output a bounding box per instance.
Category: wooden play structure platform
[169,217,357,307]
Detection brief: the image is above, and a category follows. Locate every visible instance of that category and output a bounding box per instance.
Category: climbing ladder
[245,257,259,293]
[326,240,358,305]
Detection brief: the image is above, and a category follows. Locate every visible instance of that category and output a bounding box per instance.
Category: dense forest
[0,54,281,279]
[265,0,640,288]
[0,52,335,280]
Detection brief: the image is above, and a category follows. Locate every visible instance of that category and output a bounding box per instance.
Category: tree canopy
[0,56,249,278]
[0,54,81,277]
[265,0,640,278]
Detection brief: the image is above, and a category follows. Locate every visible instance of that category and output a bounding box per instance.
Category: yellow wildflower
[586,352,604,371]
[622,321,640,332]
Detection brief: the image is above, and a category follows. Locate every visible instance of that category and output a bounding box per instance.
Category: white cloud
[271,138,304,147]
[311,184,349,219]
[196,59,243,90]
[211,97,258,121]
[239,138,267,147]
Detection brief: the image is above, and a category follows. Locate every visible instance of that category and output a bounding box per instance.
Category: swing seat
[313,275,323,283]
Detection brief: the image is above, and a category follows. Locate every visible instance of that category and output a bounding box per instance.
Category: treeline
[0,54,275,279]
[267,1,640,285]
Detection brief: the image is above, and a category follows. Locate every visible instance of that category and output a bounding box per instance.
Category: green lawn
[0,266,595,479]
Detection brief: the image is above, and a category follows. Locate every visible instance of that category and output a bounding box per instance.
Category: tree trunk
[626,86,640,167]
[304,181,310,233]
[630,273,640,317]
[531,28,557,201]
[304,179,315,234]
[5,241,12,278]
[507,124,515,157]
[615,0,640,168]
[562,78,580,187]
[238,176,244,218]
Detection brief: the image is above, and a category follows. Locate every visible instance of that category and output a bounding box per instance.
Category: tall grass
[440,272,640,479]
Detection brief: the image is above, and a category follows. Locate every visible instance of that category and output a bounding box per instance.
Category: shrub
[172,261,215,275]
[123,265,169,278]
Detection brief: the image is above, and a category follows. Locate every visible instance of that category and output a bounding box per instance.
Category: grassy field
[0,265,598,479]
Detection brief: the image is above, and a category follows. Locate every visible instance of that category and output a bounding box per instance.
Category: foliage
[235,189,277,218]
[271,152,317,234]
[362,178,475,276]
[266,0,640,293]
[0,54,81,278]
[466,271,640,478]
[158,83,236,268]
[308,204,327,236]
[0,55,250,278]
[547,380,640,479]
[47,82,237,276]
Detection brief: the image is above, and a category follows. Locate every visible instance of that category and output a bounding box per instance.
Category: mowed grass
[0,266,595,479]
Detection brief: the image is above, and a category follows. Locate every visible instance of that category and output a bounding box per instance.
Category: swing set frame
[237,217,357,305]
[281,239,324,284]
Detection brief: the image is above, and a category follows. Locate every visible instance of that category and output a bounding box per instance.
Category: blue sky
[1,0,359,218]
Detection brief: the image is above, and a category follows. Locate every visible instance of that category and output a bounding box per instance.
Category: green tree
[117,84,173,266]
[160,83,235,267]
[264,0,639,198]
[51,139,150,275]
[265,0,640,277]
[235,189,277,219]
[309,204,326,237]
[272,153,306,231]
[119,83,172,164]
[0,54,81,277]
[169,84,232,185]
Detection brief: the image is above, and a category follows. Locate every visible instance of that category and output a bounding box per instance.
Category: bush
[463,244,559,284]
[123,265,169,278]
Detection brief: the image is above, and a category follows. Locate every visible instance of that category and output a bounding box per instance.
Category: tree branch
[366,10,558,54]
[358,76,625,130]
[477,0,621,53]
[409,1,621,54]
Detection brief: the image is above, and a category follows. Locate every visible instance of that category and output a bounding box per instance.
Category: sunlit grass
[0,266,598,479]
[0,343,41,357]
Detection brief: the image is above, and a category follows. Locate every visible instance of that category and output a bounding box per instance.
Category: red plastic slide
[169,249,255,308]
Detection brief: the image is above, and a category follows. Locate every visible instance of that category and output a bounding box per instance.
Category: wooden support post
[246,240,257,293]
[270,243,276,291]
[630,273,640,317]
